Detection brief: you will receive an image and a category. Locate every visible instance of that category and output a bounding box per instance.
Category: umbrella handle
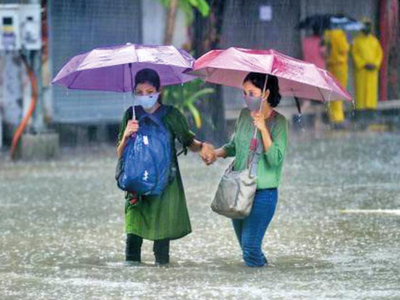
[252,74,269,139]
[129,63,136,121]
[131,105,136,121]
[250,137,258,151]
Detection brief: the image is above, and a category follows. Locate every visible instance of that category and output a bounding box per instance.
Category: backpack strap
[159,106,188,157]
[157,105,173,119]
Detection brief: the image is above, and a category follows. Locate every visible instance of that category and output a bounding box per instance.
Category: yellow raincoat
[352,33,383,110]
[324,29,350,123]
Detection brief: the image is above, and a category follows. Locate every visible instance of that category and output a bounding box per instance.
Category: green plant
[163,79,214,128]
[158,0,210,24]
[155,0,210,45]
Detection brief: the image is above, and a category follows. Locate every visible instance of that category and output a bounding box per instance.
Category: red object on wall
[379,0,399,101]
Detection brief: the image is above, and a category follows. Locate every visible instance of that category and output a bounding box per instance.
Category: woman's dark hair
[134,68,161,91]
[243,72,281,108]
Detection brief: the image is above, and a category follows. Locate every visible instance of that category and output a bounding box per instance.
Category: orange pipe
[10,55,38,159]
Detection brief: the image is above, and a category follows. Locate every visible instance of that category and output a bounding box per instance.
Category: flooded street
[1,132,400,299]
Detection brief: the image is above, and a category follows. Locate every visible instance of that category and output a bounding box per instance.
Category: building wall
[220,0,302,111]
[50,0,188,125]
[221,0,301,56]
[0,1,37,147]
[0,54,23,127]
[50,0,142,124]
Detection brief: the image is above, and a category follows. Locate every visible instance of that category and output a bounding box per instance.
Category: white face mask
[133,93,160,110]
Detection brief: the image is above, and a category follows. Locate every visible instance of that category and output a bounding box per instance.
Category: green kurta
[117,105,195,241]
[223,108,288,189]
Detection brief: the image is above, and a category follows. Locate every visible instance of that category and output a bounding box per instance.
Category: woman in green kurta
[205,73,288,267]
[117,69,214,265]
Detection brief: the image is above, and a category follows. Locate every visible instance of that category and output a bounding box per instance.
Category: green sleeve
[263,116,288,167]
[223,133,236,157]
[167,107,196,148]
[117,108,130,146]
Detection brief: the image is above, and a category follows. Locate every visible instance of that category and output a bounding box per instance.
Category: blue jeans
[232,188,278,267]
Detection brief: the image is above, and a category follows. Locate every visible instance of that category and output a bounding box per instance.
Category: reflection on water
[0,132,399,299]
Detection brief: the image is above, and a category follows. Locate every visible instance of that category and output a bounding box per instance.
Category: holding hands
[199,142,217,166]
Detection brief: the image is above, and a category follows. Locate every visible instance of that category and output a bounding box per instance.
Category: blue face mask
[244,95,263,111]
[134,93,160,110]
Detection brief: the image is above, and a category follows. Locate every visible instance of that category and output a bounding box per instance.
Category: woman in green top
[207,72,288,267]
[117,68,214,265]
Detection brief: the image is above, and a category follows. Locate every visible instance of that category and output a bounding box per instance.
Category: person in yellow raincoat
[324,28,350,125]
[352,20,383,111]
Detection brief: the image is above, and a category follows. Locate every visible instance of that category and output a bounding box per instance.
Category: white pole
[252,74,269,139]
[129,63,136,121]
[0,111,3,149]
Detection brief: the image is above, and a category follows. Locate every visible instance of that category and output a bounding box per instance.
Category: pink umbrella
[190,47,352,102]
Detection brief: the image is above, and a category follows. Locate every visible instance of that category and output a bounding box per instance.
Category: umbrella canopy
[297,14,364,33]
[190,47,352,102]
[52,43,196,92]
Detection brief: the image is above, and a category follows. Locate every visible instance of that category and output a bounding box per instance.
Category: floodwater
[1,132,400,299]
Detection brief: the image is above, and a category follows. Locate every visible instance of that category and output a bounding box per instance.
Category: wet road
[1,132,399,299]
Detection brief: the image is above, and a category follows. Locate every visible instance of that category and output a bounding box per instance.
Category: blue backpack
[116,105,173,196]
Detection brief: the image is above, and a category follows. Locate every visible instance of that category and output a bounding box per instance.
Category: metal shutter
[49,0,142,124]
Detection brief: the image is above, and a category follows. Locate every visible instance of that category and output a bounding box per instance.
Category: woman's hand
[118,120,139,158]
[200,143,217,165]
[252,111,268,133]
[123,120,139,139]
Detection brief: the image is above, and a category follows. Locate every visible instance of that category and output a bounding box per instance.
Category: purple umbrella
[52,43,196,92]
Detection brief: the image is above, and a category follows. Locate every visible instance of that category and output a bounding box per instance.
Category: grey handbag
[211,111,276,219]
[211,132,263,219]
